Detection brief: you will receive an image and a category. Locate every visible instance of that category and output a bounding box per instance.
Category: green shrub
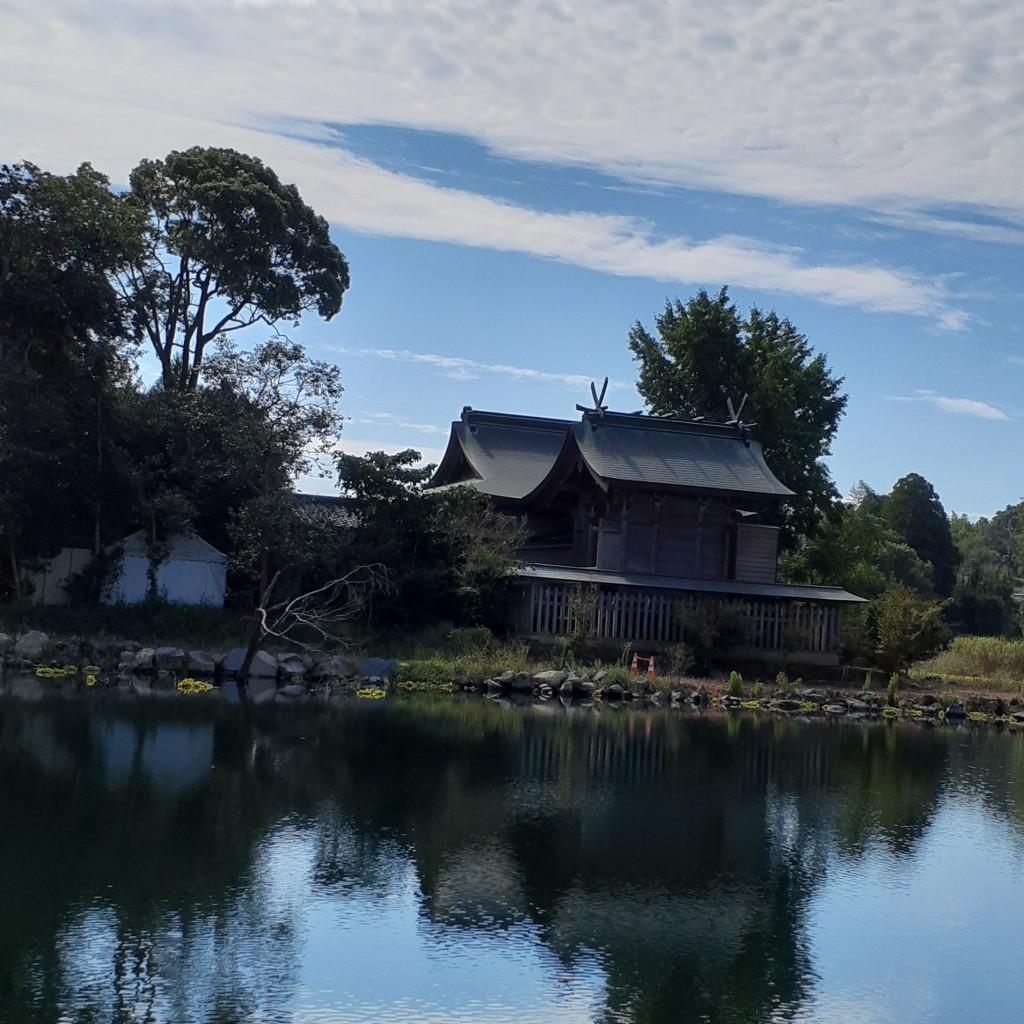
[660,643,695,677]
[552,636,577,671]
[679,600,750,668]
[726,671,743,697]
[873,585,948,674]
[395,659,454,688]
[600,666,632,687]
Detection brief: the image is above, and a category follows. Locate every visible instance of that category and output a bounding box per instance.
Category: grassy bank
[911,635,1024,692]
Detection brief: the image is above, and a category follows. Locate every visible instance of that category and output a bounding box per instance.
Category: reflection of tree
[0,701,301,1022]
[5,695,1022,1024]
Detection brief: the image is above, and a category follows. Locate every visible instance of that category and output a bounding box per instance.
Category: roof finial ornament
[576,376,609,417]
[726,394,756,446]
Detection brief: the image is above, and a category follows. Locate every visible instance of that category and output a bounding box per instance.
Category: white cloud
[895,390,1010,420]
[338,348,622,392]
[5,0,1023,224]
[347,413,448,436]
[0,1,987,326]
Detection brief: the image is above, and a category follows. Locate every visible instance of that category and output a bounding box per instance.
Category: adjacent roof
[430,410,569,500]
[292,493,358,529]
[517,564,866,604]
[428,408,793,502]
[114,530,226,564]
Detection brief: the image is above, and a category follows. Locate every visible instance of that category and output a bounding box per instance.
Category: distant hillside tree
[784,485,934,600]
[881,473,960,598]
[628,288,846,545]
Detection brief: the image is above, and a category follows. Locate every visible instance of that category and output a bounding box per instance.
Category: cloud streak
[339,348,623,392]
[5,0,1023,224]
[894,390,1010,420]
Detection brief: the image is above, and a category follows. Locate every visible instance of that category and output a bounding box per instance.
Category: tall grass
[377,624,530,680]
[0,601,249,651]
[913,635,1024,689]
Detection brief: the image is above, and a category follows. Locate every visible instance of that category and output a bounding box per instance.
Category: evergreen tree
[629,288,846,545]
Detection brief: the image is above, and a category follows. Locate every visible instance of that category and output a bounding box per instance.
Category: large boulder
[356,657,396,679]
[533,669,569,686]
[14,630,50,662]
[154,647,187,673]
[313,655,356,679]
[278,654,307,679]
[220,648,278,678]
[187,650,216,676]
[133,648,156,673]
[248,651,279,679]
[0,633,14,656]
[221,648,247,675]
[509,672,535,693]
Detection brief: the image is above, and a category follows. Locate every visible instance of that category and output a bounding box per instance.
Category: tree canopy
[628,288,847,543]
[0,162,138,586]
[118,147,350,391]
[335,450,526,630]
[881,473,960,598]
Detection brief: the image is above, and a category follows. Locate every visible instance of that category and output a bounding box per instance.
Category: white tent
[103,531,227,607]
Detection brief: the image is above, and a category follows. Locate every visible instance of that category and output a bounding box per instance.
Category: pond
[2,690,1024,1023]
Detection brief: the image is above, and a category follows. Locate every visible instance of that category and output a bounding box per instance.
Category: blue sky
[5,0,1023,518]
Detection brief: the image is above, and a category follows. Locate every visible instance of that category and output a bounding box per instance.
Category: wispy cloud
[347,412,448,436]
[270,141,967,327]
[5,0,1024,226]
[338,348,620,392]
[893,390,1009,420]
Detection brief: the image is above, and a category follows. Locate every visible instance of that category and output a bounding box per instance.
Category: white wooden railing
[515,580,842,656]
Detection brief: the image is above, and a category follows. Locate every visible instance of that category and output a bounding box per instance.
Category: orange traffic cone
[647,656,655,679]
[630,651,639,675]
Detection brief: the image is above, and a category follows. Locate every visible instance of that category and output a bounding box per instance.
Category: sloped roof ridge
[583,409,746,437]
[461,407,572,431]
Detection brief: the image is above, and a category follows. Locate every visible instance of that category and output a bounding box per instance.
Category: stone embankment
[470,668,1024,725]
[3,629,1022,725]
[0,630,394,703]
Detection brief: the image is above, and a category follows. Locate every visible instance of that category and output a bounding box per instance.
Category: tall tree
[881,473,960,598]
[117,147,350,391]
[0,162,138,593]
[628,288,847,544]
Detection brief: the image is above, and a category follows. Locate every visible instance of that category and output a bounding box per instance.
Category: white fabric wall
[103,532,227,607]
[31,547,94,605]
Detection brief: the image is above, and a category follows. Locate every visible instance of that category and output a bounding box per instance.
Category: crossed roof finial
[576,377,609,417]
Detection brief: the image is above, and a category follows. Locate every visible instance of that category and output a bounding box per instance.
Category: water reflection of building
[92,718,214,794]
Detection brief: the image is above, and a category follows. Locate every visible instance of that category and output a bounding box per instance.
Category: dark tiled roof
[428,408,792,500]
[573,412,792,497]
[433,411,571,500]
[292,493,358,529]
[517,564,866,603]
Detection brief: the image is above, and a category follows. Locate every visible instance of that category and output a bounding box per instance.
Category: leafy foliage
[0,161,138,592]
[335,450,526,630]
[872,585,949,674]
[881,473,960,598]
[628,288,847,544]
[785,484,934,599]
[117,147,349,391]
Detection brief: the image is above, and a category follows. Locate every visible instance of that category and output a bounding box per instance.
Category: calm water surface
[2,688,1024,1024]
